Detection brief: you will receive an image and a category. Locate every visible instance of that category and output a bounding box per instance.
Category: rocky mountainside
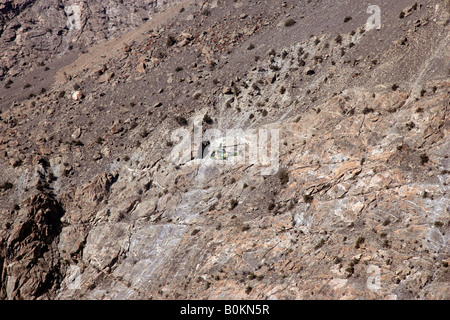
[0,0,449,300]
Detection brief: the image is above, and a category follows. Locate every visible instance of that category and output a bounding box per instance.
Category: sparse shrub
[4,79,13,88]
[434,221,444,227]
[73,140,84,146]
[12,159,23,168]
[355,236,365,249]
[175,116,188,126]
[96,137,104,144]
[247,43,255,50]
[24,83,32,89]
[382,219,390,226]
[391,84,399,91]
[284,19,296,27]
[420,153,429,165]
[202,8,211,16]
[268,201,275,211]
[0,182,13,191]
[344,16,352,23]
[203,114,213,125]
[335,34,343,44]
[279,86,286,94]
[229,199,238,210]
[415,107,424,113]
[303,194,314,203]
[269,64,280,71]
[242,224,250,232]
[405,121,415,130]
[278,168,289,184]
[362,107,374,114]
[245,286,252,294]
[175,66,183,72]
[281,50,288,59]
[191,229,200,236]
[166,35,177,47]
[268,49,276,56]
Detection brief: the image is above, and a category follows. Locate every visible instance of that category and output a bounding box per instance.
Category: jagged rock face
[0,0,182,79]
[0,0,449,300]
[0,193,64,299]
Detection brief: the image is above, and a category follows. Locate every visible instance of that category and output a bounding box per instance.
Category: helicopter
[209,144,241,160]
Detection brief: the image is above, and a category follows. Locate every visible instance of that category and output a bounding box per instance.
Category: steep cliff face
[0,0,449,300]
[0,0,182,80]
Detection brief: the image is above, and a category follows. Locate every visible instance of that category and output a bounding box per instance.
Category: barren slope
[0,0,449,300]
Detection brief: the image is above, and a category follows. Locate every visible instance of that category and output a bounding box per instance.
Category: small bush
[362,107,375,114]
[203,114,213,125]
[0,182,13,191]
[175,116,188,126]
[355,236,365,249]
[284,19,296,27]
[303,194,314,203]
[175,66,183,72]
[229,199,238,210]
[391,84,399,91]
[247,43,255,50]
[420,153,429,165]
[434,221,444,227]
[166,35,177,47]
[278,169,289,184]
[344,16,352,23]
[405,121,415,130]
